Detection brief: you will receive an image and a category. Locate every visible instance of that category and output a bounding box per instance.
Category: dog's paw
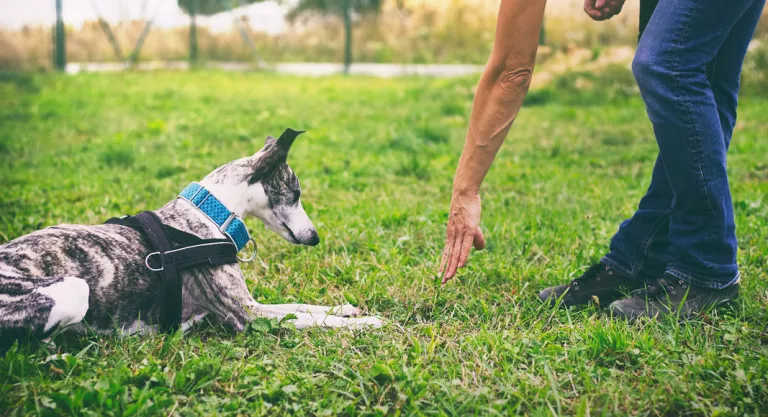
[350,316,384,329]
[331,304,361,317]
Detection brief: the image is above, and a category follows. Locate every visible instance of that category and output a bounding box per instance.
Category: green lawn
[1,71,767,416]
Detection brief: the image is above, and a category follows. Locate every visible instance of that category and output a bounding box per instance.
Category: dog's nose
[306,230,320,246]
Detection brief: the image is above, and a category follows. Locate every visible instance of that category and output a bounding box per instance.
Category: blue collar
[179,182,251,252]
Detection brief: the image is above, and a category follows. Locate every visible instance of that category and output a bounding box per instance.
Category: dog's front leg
[264,303,362,317]
[289,313,384,330]
[185,266,284,332]
[187,267,383,331]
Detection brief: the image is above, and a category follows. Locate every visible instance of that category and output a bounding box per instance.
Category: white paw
[330,304,361,317]
[349,316,385,329]
[37,276,90,332]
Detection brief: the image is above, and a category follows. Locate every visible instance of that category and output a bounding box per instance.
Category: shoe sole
[609,295,738,321]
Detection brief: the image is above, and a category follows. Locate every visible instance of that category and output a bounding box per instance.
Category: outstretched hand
[438,192,486,284]
[583,0,626,21]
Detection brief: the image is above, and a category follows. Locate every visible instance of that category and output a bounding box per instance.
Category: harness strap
[136,212,180,332]
[106,211,238,333]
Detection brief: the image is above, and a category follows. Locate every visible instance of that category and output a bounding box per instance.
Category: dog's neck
[153,180,253,240]
[197,180,251,219]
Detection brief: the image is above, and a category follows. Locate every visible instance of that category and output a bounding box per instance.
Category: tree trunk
[189,0,198,66]
[343,0,351,75]
[54,0,66,71]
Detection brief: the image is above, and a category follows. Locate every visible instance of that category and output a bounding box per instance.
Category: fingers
[589,0,624,20]
[442,231,465,284]
[583,0,608,20]
[610,0,625,15]
[438,226,454,279]
[439,226,484,284]
[583,0,600,18]
[473,227,486,250]
[457,232,475,268]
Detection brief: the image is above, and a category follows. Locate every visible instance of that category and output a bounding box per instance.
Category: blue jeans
[601,0,766,289]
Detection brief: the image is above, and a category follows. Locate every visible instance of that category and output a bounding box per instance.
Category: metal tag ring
[237,238,258,263]
[145,252,164,271]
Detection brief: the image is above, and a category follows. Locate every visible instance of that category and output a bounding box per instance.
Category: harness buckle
[145,252,165,271]
[237,238,258,263]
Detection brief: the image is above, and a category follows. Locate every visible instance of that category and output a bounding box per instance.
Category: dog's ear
[249,128,304,184]
[275,128,304,161]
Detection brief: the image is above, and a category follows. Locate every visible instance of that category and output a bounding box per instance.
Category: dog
[0,129,382,346]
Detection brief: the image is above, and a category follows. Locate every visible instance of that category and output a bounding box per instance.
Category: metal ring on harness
[144,252,164,271]
[237,238,258,263]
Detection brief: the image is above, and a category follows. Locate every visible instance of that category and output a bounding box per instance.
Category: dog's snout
[306,230,320,246]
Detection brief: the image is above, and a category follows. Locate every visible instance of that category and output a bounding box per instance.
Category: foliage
[177,0,269,16]
[743,39,768,96]
[287,0,384,20]
[1,71,767,415]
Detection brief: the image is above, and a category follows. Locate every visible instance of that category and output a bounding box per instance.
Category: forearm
[453,0,546,196]
[453,65,533,195]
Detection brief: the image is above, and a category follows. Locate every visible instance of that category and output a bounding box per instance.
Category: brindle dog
[0,130,382,347]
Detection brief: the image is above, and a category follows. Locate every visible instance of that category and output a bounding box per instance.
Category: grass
[1,69,767,416]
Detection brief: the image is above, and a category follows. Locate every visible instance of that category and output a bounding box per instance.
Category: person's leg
[706,0,766,149]
[626,0,763,289]
[601,156,672,281]
[603,0,765,286]
[539,0,765,308]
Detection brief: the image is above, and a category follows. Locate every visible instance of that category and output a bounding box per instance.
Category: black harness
[106,211,239,333]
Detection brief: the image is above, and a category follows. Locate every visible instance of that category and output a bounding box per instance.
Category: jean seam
[668,3,718,220]
[639,209,671,258]
[603,207,671,280]
[633,208,672,277]
[666,267,740,289]
[708,54,719,85]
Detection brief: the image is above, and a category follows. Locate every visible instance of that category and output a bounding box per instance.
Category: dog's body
[0,130,381,344]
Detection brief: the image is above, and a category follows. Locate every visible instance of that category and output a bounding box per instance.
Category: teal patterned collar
[179,182,251,252]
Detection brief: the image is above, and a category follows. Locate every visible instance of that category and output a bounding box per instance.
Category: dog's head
[200,129,319,246]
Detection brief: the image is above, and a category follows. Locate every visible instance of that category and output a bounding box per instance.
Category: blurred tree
[286,0,384,74]
[178,0,268,66]
[178,0,267,16]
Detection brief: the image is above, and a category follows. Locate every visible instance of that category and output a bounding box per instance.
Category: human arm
[438,0,547,283]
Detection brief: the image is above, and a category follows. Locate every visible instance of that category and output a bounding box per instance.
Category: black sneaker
[538,262,646,308]
[609,274,739,320]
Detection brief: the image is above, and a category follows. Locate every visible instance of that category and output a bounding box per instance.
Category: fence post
[54,0,66,71]
[343,0,351,75]
[189,0,198,66]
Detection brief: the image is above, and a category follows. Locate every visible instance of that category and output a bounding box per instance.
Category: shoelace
[571,263,612,289]
[639,277,688,298]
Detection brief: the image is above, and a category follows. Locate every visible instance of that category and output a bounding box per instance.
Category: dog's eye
[293,190,300,203]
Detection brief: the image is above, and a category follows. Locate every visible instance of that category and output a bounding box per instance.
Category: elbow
[487,65,533,94]
[498,67,533,94]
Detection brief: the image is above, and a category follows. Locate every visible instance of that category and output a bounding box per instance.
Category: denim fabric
[602,0,766,289]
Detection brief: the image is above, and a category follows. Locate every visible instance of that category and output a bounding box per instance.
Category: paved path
[65,61,484,78]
